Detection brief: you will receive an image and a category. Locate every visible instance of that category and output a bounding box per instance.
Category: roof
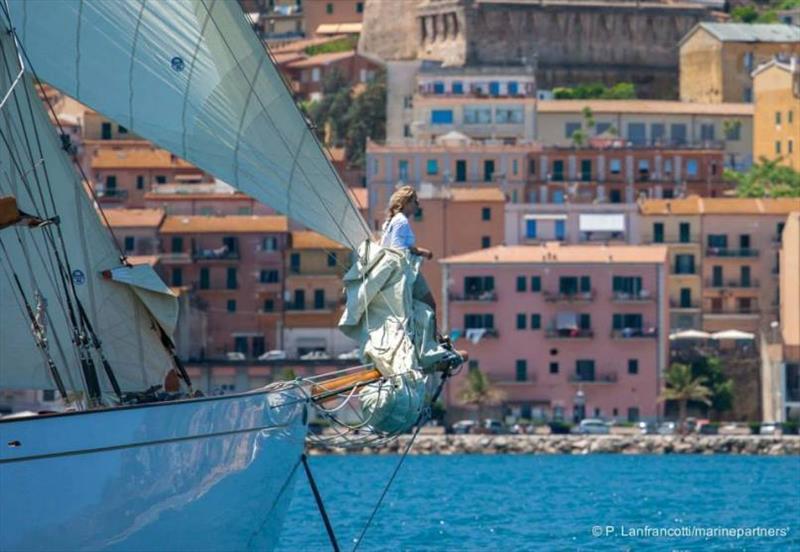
[441,244,668,265]
[682,23,800,46]
[290,230,347,250]
[286,50,356,69]
[536,100,753,116]
[272,51,306,65]
[315,23,362,35]
[449,187,506,202]
[125,255,159,266]
[160,215,288,234]
[90,147,197,170]
[751,59,797,79]
[103,208,165,228]
[640,197,800,215]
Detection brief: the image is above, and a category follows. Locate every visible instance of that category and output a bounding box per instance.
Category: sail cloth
[0,23,178,393]
[338,243,449,434]
[106,265,179,337]
[7,0,369,249]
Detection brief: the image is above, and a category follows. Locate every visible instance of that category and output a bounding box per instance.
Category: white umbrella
[711,329,755,340]
[669,329,712,340]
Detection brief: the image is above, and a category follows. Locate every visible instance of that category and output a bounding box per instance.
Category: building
[283,230,356,358]
[144,184,276,216]
[638,197,800,333]
[396,98,754,171]
[158,215,289,359]
[304,0,364,38]
[679,23,800,104]
[103,208,165,256]
[250,2,304,42]
[441,243,668,423]
[752,59,800,169]
[282,50,380,101]
[361,0,717,99]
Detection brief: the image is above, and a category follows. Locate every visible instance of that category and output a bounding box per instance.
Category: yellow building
[679,23,800,104]
[752,59,800,169]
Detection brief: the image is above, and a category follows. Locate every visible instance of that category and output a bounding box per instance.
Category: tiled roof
[536,100,753,116]
[103,208,165,228]
[688,23,800,44]
[90,147,197,170]
[442,243,668,264]
[290,230,348,250]
[285,50,356,69]
[160,215,288,234]
[640,197,800,215]
[449,187,506,202]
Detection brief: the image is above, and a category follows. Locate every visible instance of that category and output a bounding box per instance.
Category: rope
[301,453,341,552]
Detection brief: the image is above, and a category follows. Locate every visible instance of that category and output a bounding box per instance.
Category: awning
[556,312,578,330]
[579,214,625,232]
[711,329,755,340]
[669,329,711,340]
[316,22,362,35]
[524,214,567,221]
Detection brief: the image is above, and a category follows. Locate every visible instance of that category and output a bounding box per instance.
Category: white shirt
[380,213,416,250]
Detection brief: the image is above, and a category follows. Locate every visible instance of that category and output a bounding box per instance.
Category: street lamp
[574,387,586,423]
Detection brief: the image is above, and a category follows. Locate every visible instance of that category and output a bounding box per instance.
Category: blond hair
[384,185,417,228]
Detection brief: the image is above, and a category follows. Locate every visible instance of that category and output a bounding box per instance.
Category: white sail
[0,26,176,392]
[7,0,370,249]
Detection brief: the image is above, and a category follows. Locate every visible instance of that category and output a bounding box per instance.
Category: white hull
[0,386,308,551]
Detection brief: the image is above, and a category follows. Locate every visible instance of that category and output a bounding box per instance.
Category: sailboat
[0,1,370,550]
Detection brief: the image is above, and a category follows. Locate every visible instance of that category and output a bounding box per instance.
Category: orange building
[103,208,164,256]
[282,50,380,100]
[752,59,800,169]
[304,0,364,38]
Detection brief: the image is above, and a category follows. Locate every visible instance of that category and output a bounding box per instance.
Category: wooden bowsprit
[310,368,383,404]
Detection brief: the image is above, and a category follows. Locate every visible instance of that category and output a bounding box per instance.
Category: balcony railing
[643,234,699,244]
[159,252,191,264]
[192,249,240,261]
[670,299,700,309]
[97,188,128,201]
[704,279,760,289]
[671,266,697,275]
[464,328,499,339]
[543,290,595,303]
[545,328,594,339]
[569,372,618,384]
[449,291,497,302]
[612,291,654,302]
[611,327,658,339]
[706,306,759,316]
[705,247,759,258]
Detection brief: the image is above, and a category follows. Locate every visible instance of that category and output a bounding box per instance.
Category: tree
[725,158,800,198]
[457,368,506,423]
[602,82,636,100]
[659,363,712,430]
[343,70,386,167]
[691,356,733,419]
[571,129,587,147]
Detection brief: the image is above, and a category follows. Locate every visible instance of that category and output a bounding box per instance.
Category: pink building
[441,243,668,423]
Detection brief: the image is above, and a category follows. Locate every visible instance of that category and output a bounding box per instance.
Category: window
[609,159,622,175]
[612,276,643,296]
[482,207,491,221]
[226,267,237,290]
[263,236,278,251]
[576,360,595,381]
[776,111,782,125]
[679,288,692,308]
[234,337,248,356]
[554,220,566,241]
[580,159,592,182]
[101,122,112,140]
[627,122,646,145]
[679,222,691,243]
[712,265,723,287]
[529,159,536,176]
[464,106,491,124]
[508,81,519,96]
[495,106,523,124]
[743,88,752,103]
[674,254,695,274]
[464,276,494,296]
[595,122,611,135]
[549,362,559,374]
[653,223,664,243]
[579,314,591,330]
[483,159,495,181]
[426,159,439,175]
[327,252,337,267]
[627,407,640,423]
[512,159,518,175]
[199,267,210,289]
[123,236,135,252]
[664,159,673,174]
[136,175,144,190]
[515,360,527,382]
[293,289,305,310]
[776,141,782,155]
[260,269,279,283]
[105,175,117,189]
[725,123,741,141]
[610,189,622,204]
[227,299,236,313]
[517,313,527,330]
[314,289,325,309]
[516,276,526,292]
[356,1,363,13]
[638,159,650,177]
[628,359,639,375]
[290,253,301,273]
[789,111,794,124]
[431,109,453,125]
[552,160,564,181]
[326,2,333,14]
[398,160,409,181]
[651,123,665,144]
[700,123,715,141]
[565,122,581,139]
[155,175,167,184]
[481,236,491,249]
[263,299,275,312]
[171,236,183,252]
[552,190,565,204]
[670,123,687,145]
[252,336,265,358]
[455,160,467,182]
[708,234,727,248]
[464,313,494,329]
[686,159,698,177]
[612,313,643,330]
[525,219,537,238]
[531,276,541,292]
[789,140,794,154]
[452,81,463,94]
[489,81,500,96]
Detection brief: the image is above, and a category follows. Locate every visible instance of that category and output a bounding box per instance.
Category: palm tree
[659,363,712,431]
[457,368,506,423]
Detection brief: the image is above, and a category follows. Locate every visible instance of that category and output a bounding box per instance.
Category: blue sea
[277,454,800,551]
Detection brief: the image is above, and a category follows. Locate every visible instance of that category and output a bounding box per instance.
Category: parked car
[636,421,657,435]
[225,352,246,361]
[657,421,676,435]
[337,348,361,360]
[483,419,506,434]
[451,420,477,434]
[300,350,331,361]
[258,350,287,361]
[698,423,718,435]
[577,418,610,435]
[759,422,782,436]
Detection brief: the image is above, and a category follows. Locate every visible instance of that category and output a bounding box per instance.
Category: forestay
[7,0,369,248]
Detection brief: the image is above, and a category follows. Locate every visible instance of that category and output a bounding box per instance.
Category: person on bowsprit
[380,186,467,366]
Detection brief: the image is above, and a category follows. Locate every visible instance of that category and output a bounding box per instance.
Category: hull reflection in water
[0,386,308,551]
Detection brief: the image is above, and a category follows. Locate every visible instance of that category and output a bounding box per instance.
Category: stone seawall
[309,435,800,456]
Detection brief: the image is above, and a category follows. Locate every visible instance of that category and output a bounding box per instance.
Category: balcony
[569,372,618,384]
[159,252,191,264]
[545,328,594,339]
[449,291,497,302]
[464,328,499,339]
[543,290,595,303]
[643,234,699,244]
[704,279,760,289]
[705,306,759,316]
[612,291,654,303]
[192,248,240,262]
[97,188,128,201]
[670,299,700,310]
[610,327,658,339]
[705,247,759,258]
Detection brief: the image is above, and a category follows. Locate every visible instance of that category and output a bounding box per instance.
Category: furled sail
[0,24,176,393]
[7,0,370,249]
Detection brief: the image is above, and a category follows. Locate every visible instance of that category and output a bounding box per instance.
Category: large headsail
[0,22,177,393]
[7,0,370,249]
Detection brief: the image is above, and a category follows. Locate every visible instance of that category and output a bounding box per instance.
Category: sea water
[277,454,800,551]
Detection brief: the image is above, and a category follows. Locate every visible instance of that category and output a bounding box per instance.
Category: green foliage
[732,5,759,22]
[304,36,358,56]
[692,356,733,416]
[342,70,386,167]
[602,82,636,99]
[778,0,800,9]
[457,367,506,421]
[277,367,297,381]
[725,158,800,198]
[553,82,637,100]
[660,363,712,427]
